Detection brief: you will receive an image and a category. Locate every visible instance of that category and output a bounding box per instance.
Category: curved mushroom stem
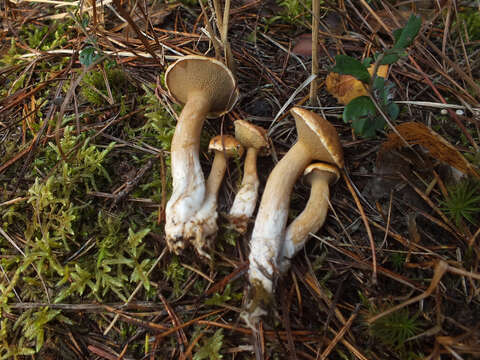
[165,93,210,254]
[206,152,228,196]
[187,150,228,259]
[229,147,259,232]
[246,141,311,323]
[279,179,330,273]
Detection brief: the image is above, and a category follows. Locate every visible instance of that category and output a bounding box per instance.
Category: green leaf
[343,96,376,124]
[387,102,400,120]
[378,49,404,65]
[79,46,101,67]
[343,96,385,138]
[393,14,422,50]
[393,28,403,43]
[362,57,373,68]
[332,55,371,83]
[352,116,385,138]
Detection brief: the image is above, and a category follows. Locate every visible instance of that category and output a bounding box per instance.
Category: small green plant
[331,14,422,138]
[193,329,224,360]
[390,252,406,272]
[369,308,422,349]
[140,84,176,152]
[277,0,313,24]
[441,178,480,227]
[359,293,423,353]
[261,0,317,29]
[164,256,188,298]
[13,308,73,352]
[205,284,242,306]
[21,22,70,51]
[456,8,480,41]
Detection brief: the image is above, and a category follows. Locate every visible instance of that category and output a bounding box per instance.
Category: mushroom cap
[209,135,245,158]
[165,55,239,118]
[290,107,344,168]
[304,162,341,184]
[234,120,270,153]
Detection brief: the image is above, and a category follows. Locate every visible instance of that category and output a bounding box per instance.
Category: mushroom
[186,135,244,258]
[278,162,341,273]
[228,120,269,233]
[164,55,239,254]
[244,107,343,325]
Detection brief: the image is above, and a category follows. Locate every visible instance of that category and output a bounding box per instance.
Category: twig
[309,0,320,105]
[367,260,448,324]
[320,305,359,359]
[199,0,222,60]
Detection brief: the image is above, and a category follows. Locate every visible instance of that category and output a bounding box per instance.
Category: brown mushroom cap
[304,162,340,184]
[234,120,269,153]
[290,107,344,168]
[209,135,245,158]
[165,55,239,118]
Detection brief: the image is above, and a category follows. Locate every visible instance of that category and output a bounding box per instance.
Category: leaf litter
[0,1,480,359]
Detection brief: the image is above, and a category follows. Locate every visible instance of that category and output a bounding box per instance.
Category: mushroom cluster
[163,55,343,326]
[244,107,344,326]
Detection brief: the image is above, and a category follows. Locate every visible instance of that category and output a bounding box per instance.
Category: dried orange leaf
[326,65,389,105]
[380,122,480,178]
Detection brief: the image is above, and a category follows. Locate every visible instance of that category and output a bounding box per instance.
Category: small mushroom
[278,163,341,273]
[228,120,269,233]
[187,135,244,258]
[244,107,343,326]
[164,55,239,254]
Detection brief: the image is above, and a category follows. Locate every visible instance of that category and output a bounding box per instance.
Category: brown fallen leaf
[292,33,320,57]
[325,64,389,105]
[380,122,480,178]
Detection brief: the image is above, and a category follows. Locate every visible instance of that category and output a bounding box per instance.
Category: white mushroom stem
[248,141,311,295]
[165,93,210,252]
[279,179,330,273]
[229,147,259,223]
[188,149,228,258]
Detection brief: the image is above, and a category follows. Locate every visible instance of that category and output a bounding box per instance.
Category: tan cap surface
[209,135,245,158]
[290,107,344,168]
[165,55,239,118]
[304,162,340,184]
[234,120,269,152]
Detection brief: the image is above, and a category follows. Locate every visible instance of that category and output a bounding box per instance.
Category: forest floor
[1,0,480,359]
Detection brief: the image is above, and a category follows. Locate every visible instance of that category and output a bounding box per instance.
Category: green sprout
[441,178,480,227]
[331,14,422,138]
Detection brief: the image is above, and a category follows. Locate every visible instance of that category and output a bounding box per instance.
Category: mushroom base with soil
[182,135,243,258]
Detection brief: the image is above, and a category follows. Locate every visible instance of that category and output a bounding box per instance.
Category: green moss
[262,0,320,29]
[20,21,70,51]
[456,8,480,41]
[140,84,176,152]
[80,62,134,106]
[164,256,189,298]
[205,283,242,306]
[193,329,224,360]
